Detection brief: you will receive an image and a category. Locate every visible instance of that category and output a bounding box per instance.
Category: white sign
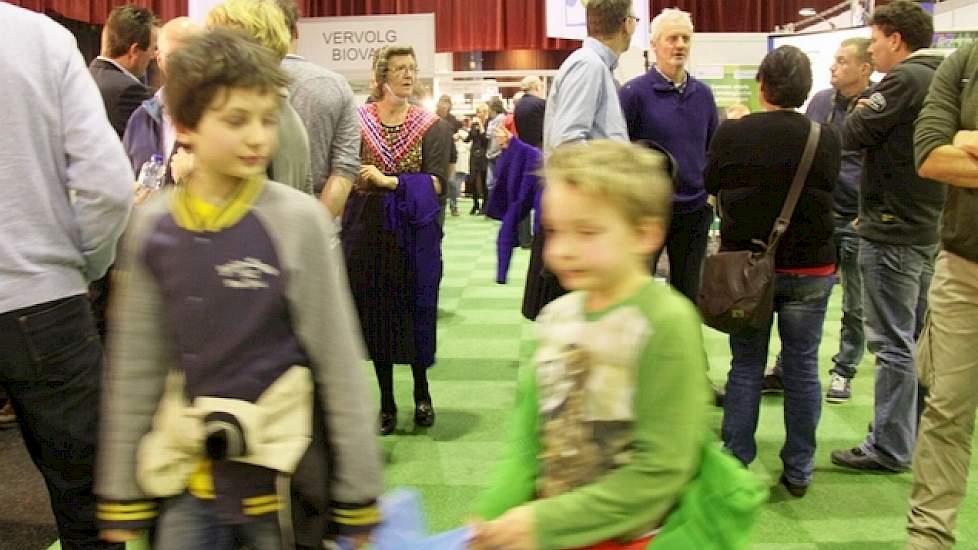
[187,0,222,22]
[546,0,650,51]
[296,14,435,80]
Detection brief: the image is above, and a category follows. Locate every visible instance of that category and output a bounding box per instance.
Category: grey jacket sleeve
[328,78,362,183]
[96,196,173,523]
[62,43,134,281]
[260,187,383,521]
[274,98,314,195]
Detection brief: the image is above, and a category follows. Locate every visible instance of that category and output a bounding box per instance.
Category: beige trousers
[906,250,978,549]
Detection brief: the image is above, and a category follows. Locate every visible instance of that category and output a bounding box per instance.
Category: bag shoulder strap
[767,120,821,250]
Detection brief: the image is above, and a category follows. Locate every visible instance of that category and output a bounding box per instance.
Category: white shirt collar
[96,56,143,85]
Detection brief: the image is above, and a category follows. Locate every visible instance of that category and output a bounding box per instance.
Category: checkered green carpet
[43,199,978,549]
[379,199,978,549]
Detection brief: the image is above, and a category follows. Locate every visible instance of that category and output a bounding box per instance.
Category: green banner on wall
[932,31,978,49]
[693,64,761,113]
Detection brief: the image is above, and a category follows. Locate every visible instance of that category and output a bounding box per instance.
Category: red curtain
[296,0,579,52]
[298,0,865,51]
[8,0,186,24]
[10,0,877,49]
[649,0,856,34]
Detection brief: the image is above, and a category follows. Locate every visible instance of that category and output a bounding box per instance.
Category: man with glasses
[525,0,637,320]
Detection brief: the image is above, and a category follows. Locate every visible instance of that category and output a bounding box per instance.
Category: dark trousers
[0,295,122,550]
[651,203,714,303]
[88,274,111,340]
[469,167,487,212]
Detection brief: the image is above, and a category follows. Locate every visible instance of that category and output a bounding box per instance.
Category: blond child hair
[544,140,674,227]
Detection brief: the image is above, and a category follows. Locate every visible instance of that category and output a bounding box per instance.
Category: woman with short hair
[704,45,840,497]
[341,45,451,435]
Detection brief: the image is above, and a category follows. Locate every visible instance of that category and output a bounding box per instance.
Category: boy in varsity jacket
[95,29,381,549]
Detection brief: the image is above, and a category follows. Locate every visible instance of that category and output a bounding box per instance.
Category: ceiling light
[799,7,817,16]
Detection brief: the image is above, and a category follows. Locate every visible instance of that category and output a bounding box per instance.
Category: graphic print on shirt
[534,296,651,497]
[215,257,280,289]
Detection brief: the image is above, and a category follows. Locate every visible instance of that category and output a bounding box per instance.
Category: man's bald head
[157,17,203,77]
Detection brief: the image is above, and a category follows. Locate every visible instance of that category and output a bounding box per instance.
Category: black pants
[469,167,487,211]
[651,203,714,303]
[0,295,123,550]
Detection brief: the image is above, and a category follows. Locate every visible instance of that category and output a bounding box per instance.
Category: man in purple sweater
[619,7,718,304]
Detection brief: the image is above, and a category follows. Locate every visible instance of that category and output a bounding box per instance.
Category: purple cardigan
[384,173,443,367]
[619,69,718,214]
[488,138,542,284]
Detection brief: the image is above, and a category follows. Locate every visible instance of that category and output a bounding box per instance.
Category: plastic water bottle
[137,154,165,190]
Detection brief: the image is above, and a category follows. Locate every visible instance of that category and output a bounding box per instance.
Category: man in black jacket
[89,4,158,138]
[514,76,546,149]
[87,4,158,341]
[831,0,946,473]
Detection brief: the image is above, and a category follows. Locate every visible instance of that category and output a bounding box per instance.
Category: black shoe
[379,409,397,436]
[830,447,907,472]
[779,473,808,497]
[414,400,435,427]
[761,372,784,394]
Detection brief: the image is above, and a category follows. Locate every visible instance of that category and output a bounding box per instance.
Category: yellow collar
[171,177,265,232]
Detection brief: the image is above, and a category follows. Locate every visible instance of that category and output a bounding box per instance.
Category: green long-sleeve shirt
[914,42,978,263]
[476,280,710,550]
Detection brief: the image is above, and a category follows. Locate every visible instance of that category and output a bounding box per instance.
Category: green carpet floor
[381,200,978,549]
[44,199,978,549]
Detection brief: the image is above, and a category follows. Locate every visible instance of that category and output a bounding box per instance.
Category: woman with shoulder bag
[703,46,840,497]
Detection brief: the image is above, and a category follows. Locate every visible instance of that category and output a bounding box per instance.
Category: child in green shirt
[470,140,710,550]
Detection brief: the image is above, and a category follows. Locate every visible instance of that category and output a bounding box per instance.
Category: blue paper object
[337,488,471,550]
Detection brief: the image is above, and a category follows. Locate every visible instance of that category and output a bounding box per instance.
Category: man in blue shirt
[526,0,636,320]
[542,0,635,153]
[619,8,718,304]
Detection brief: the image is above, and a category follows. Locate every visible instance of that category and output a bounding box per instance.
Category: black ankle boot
[379,407,397,436]
[414,400,435,427]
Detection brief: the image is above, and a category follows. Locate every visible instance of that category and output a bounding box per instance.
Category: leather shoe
[379,409,397,436]
[779,473,808,497]
[830,447,907,472]
[414,400,435,427]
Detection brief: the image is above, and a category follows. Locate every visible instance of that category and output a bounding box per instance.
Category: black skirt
[521,230,567,320]
[342,190,417,364]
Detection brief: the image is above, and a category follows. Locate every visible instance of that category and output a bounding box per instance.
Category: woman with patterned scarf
[341,45,452,436]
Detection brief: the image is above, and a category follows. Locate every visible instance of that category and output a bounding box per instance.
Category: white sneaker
[826,373,852,403]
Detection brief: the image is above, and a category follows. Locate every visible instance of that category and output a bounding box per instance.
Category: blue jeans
[449,171,465,210]
[155,493,283,550]
[858,239,936,470]
[722,273,833,485]
[830,217,865,378]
